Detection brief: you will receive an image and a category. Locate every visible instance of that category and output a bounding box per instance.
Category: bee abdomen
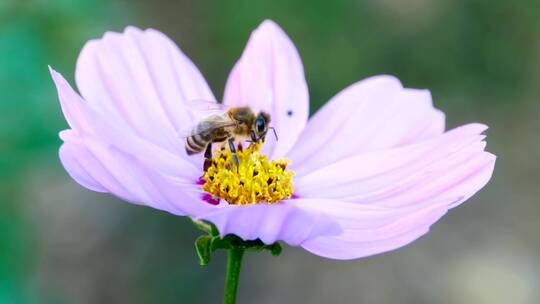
[186,135,207,155]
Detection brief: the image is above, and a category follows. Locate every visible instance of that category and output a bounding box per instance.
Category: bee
[183,103,276,171]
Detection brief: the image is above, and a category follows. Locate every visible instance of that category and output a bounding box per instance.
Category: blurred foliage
[0,0,539,303]
[0,1,132,302]
[0,0,131,180]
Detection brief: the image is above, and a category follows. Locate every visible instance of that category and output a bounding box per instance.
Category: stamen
[202,143,294,205]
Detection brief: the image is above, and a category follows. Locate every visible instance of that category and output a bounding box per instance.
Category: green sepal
[209,234,279,252]
[195,235,213,266]
[209,235,230,251]
[192,219,283,265]
[210,223,220,237]
[267,242,282,256]
[191,218,220,236]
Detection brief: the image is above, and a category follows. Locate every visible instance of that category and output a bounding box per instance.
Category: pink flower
[50,20,495,260]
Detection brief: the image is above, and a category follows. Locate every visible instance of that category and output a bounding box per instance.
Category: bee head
[252,112,273,142]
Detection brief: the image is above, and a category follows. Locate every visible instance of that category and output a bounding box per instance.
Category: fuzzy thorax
[202,143,294,205]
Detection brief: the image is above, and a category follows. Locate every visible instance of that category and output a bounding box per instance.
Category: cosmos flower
[50,20,495,260]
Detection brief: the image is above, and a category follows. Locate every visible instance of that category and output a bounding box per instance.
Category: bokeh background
[1,0,539,303]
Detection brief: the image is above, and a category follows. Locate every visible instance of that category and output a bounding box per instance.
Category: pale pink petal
[198,199,341,246]
[60,130,213,216]
[59,131,145,203]
[287,76,445,174]
[223,20,309,159]
[294,124,496,209]
[298,198,451,259]
[75,26,215,155]
[59,143,107,193]
[51,68,201,181]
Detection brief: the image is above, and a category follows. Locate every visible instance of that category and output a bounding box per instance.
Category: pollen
[202,143,294,205]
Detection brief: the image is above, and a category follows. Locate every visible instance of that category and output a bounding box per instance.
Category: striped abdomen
[186,133,209,155]
[185,119,229,155]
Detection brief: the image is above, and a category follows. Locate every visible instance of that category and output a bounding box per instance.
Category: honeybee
[183,102,276,171]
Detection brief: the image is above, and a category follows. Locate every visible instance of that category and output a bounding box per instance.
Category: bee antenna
[268,127,278,141]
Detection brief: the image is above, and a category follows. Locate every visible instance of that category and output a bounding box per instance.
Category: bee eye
[256,116,265,132]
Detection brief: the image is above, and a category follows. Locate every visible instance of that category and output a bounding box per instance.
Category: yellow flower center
[202,143,295,205]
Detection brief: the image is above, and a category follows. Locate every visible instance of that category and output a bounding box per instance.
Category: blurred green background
[1,0,539,303]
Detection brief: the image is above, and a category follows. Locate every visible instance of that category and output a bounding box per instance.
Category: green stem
[223,247,245,304]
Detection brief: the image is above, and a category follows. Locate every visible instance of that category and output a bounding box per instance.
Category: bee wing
[177,115,237,139]
[177,99,232,138]
[184,99,231,121]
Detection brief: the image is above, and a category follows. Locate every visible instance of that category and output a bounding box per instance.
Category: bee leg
[246,130,258,146]
[228,138,240,168]
[250,130,258,142]
[203,142,213,172]
[204,142,213,158]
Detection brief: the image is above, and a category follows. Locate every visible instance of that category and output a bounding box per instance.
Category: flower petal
[75,26,215,155]
[198,199,341,246]
[223,20,309,159]
[295,124,496,208]
[287,76,445,174]
[59,143,107,193]
[50,67,201,181]
[297,198,451,259]
[60,129,213,216]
